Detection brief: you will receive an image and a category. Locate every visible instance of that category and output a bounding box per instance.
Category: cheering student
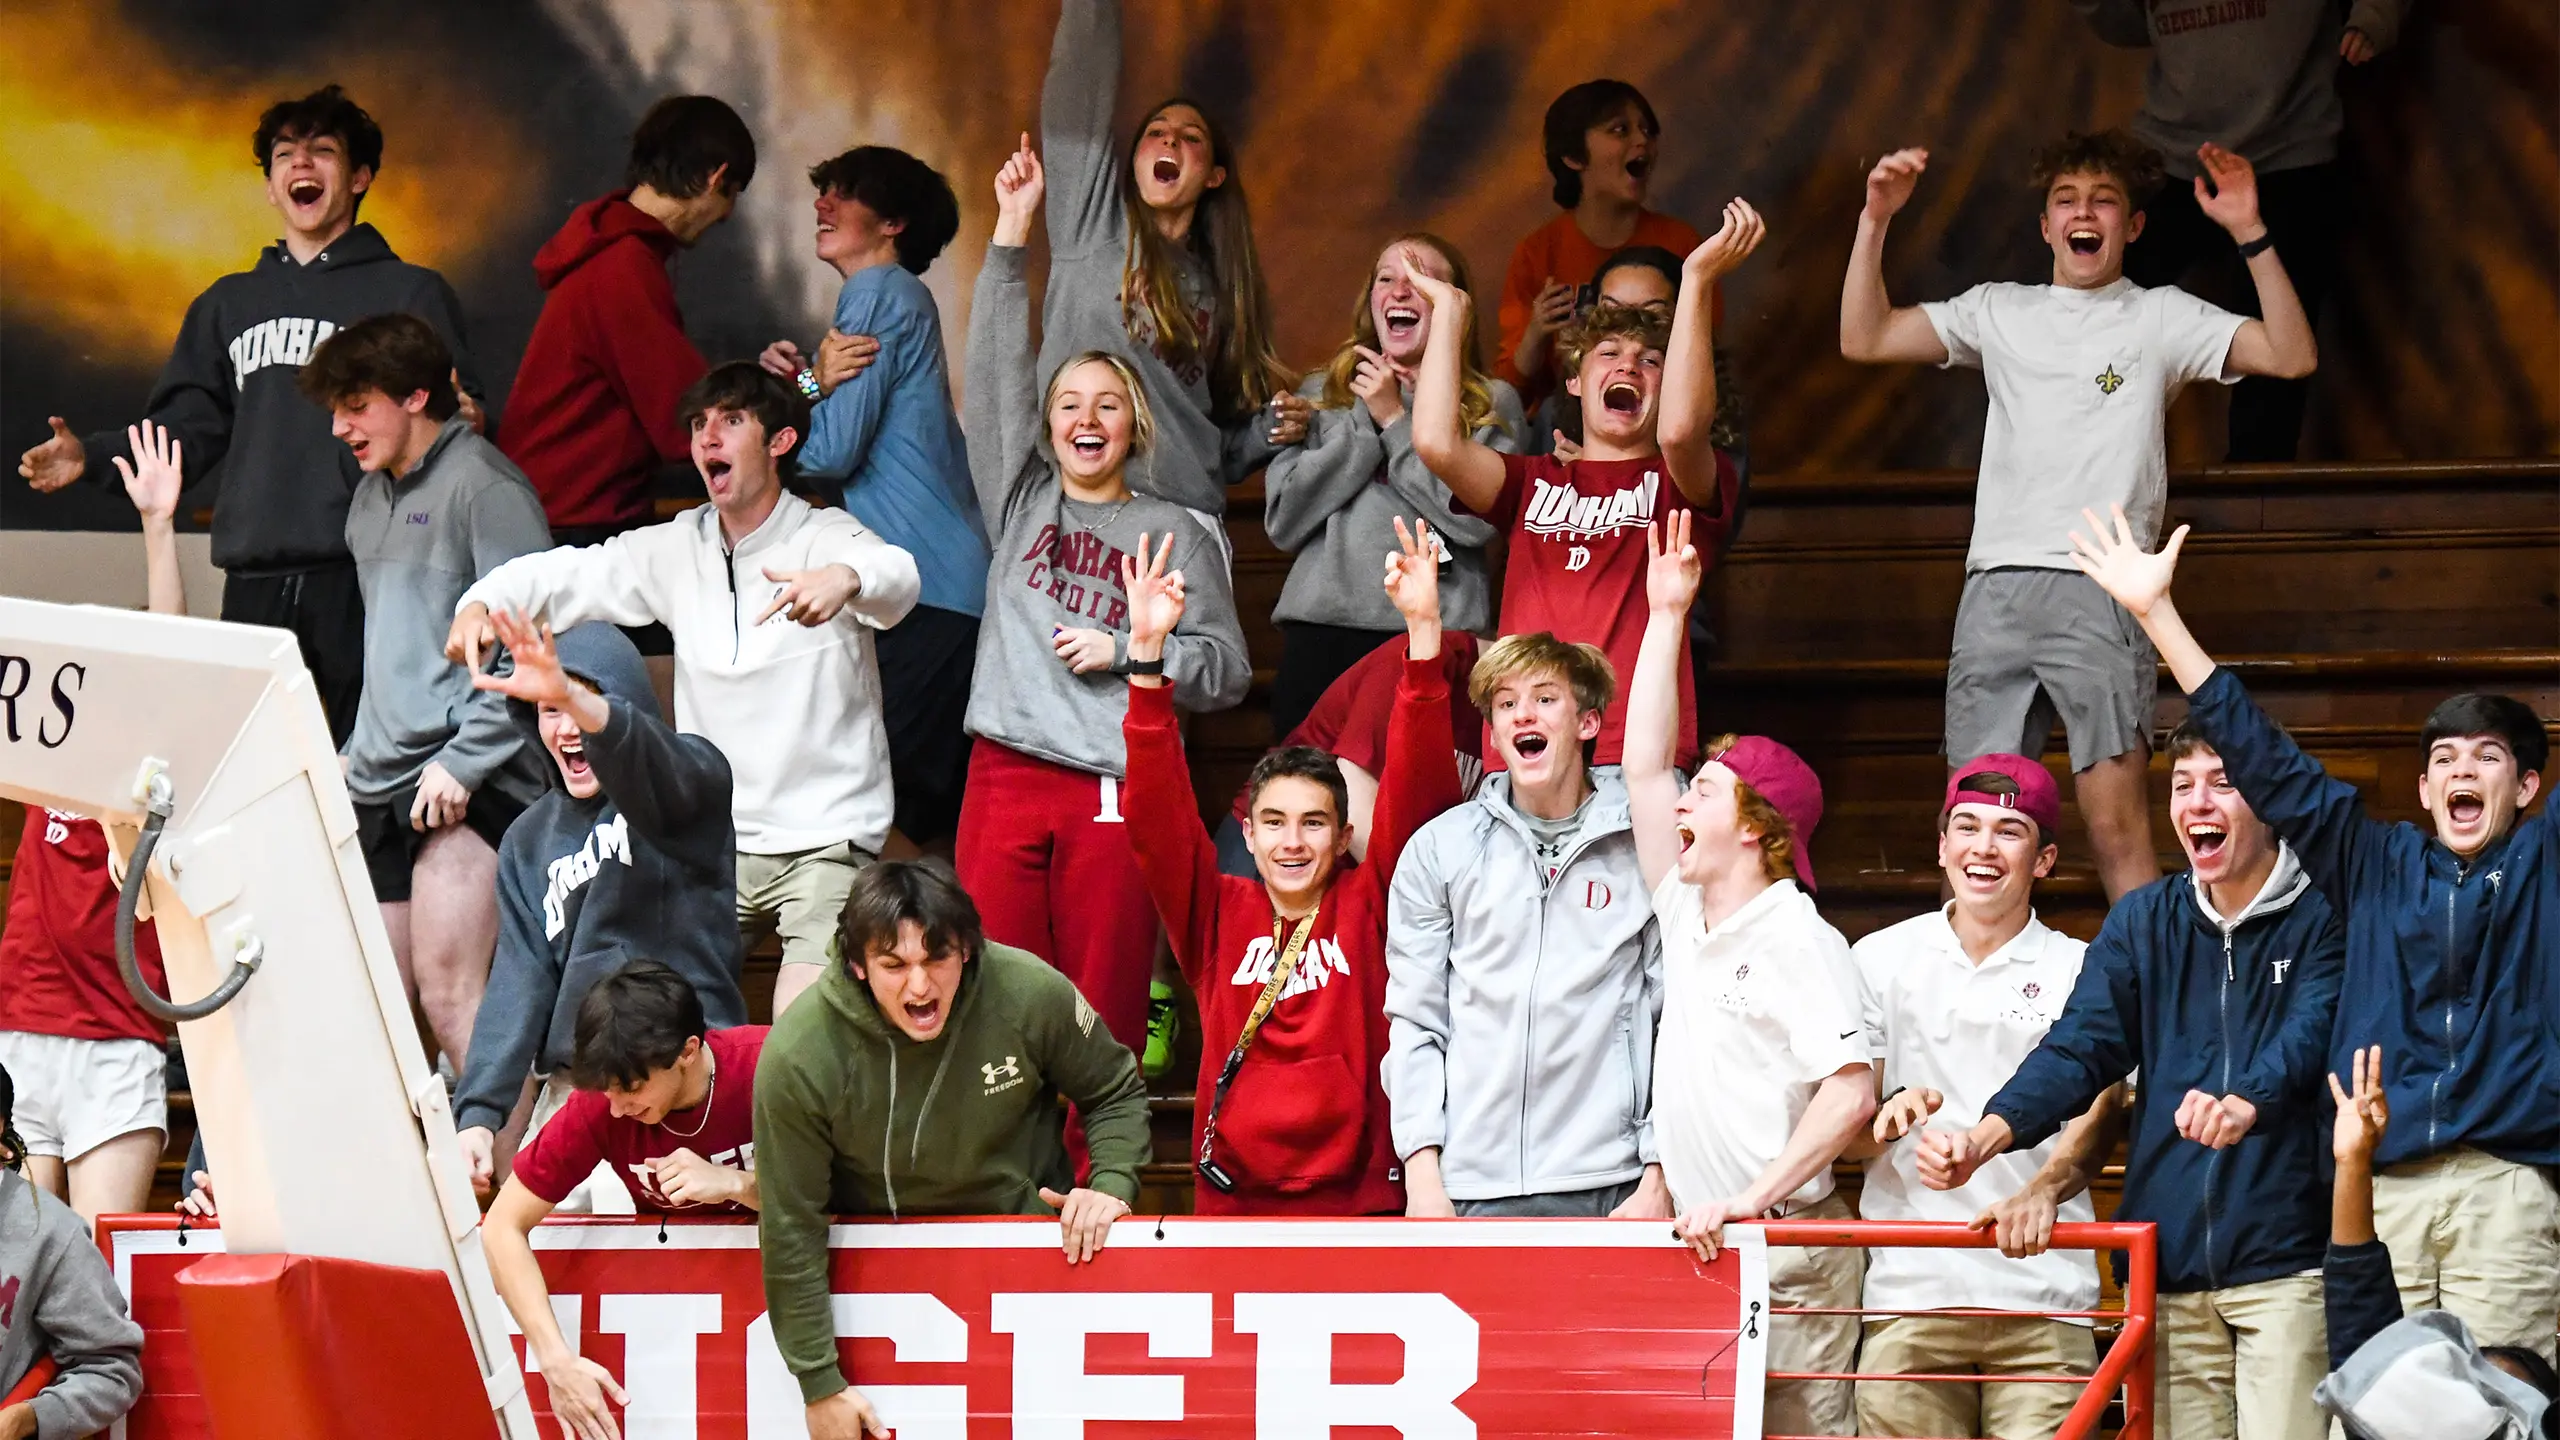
[1410,199,1760,770]
[503,95,756,545]
[1124,518,1464,1214]
[480,963,765,1440]
[1839,131,2317,903]
[1497,80,1707,412]
[1541,245,1749,480]
[1845,753,2119,1440]
[1037,0,1311,518]
[1933,713,2345,1440]
[954,137,1250,1052]
[16,84,484,745]
[1260,234,1522,735]
[2074,506,2559,1366]
[304,316,552,1082]
[768,145,991,851]
[756,862,1150,1440]
[1622,512,1871,1437]
[0,1061,146,1440]
[449,614,744,1200]
[1384,634,1664,1220]
[453,364,920,1019]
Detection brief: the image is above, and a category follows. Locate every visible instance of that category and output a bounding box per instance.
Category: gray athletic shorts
[1944,567,2155,773]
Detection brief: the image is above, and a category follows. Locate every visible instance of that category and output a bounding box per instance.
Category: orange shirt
[1494,208,1710,408]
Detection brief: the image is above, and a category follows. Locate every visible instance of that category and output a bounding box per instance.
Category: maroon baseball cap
[1711,736,1824,892]
[1944,753,2063,843]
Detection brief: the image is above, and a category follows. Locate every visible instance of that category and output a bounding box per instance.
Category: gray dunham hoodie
[0,1167,146,1438]
[962,244,1250,776]
[2076,0,2411,178]
[1037,0,1288,512]
[81,223,484,573]
[452,624,746,1135]
[341,416,554,806]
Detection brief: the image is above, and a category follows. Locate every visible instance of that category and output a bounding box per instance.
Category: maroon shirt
[1229,633,1483,824]
[511,1026,765,1213]
[0,810,166,1043]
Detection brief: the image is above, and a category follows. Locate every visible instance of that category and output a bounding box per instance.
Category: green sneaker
[1143,979,1179,1079]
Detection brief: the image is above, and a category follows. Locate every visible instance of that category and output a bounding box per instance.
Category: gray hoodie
[1262,373,1520,634]
[2316,1309,2550,1440]
[2076,0,2410,177]
[343,416,553,804]
[1037,0,1288,513]
[0,1169,145,1439]
[1384,773,1664,1201]
[962,244,1250,776]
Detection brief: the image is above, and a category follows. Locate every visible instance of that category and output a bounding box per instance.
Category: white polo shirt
[1651,875,1868,1216]
[1853,905,2102,1321]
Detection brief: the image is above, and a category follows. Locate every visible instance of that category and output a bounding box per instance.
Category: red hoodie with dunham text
[1123,654,1462,1215]
[499,192,707,532]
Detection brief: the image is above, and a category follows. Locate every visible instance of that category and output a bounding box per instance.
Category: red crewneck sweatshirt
[1123,653,1462,1215]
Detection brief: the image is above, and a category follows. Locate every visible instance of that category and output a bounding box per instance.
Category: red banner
[100,1215,1768,1438]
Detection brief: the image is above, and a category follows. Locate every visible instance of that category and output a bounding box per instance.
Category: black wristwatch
[1126,657,1166,677]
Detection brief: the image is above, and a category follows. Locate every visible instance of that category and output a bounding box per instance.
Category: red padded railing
[1753,1218,2157,1440]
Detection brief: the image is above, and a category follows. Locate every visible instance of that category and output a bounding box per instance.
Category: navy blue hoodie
[452,624,744,1136]
[82,223,482,573]
[2186,667,2560,1168]
[1987,848,2344,1294]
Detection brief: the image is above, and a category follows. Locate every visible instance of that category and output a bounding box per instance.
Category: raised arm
[1839,149,1954,365]
[964,138,1051,533]
[1120,533,1226,987]
[1039,0,1125,258]
[1659,200,1764,507]
[2323,1044,2402,1366]
[433,480,557,795]
[1362,519,1462,881]
[1399,247,1508,515]
[2190,145,2316,380]
[1379,383,1513,547]
[452,533,667,668]
[112,421,187,615]
[1624,514,1701,891]
[1154,516,1251,713]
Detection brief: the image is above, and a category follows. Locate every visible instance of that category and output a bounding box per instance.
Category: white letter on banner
[599,1293,722,1439]
[502,1295,582,1374]
[1233,1292,1478,1438]
[989,1292,1212,1438]
[744,1296,970,1440]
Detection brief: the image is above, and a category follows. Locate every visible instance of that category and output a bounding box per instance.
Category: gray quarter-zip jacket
[342,417,553,804]
[1383,773,1663,1201]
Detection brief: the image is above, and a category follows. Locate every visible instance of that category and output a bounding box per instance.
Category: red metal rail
[1753,1218,2157,1440]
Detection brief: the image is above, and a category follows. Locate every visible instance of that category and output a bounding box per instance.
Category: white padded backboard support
[0,598,536,1437]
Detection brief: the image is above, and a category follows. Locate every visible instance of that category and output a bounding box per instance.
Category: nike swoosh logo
[1839,1030,1860,1040]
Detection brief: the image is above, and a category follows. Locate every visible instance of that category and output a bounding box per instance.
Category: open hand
[1645,509,1703,615]
[815,330,877,396]
[1863,148,1929,223]
[1400,244,1465,315]
[2068,504,2187,619]
[1687,198,1767,282]
[112,420,184,525]
[19,415,87,493]
[757,563,862,626]
[806,1386,889,1440]
[1382,516,1443,627]
[2193,143,2266,243]
[1872,1085,1944,1145]
[1039,1185,1130,1264]
[468,610,576,709]
[1351,345,1404,427]
[1969,1185,2060,1259]
[410,760,472,833]
[541,1352,630,1440]
[1120,531,1188,652]
[2174,1089,2258,1149]
[2329,1044,2389,1164]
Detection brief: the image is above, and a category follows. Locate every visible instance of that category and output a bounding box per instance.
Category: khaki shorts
[2372,1146,2560,1363]
[736,841,871,972]
[1763,1192,1864,1440]
[1946,567,2156,772]
[1857,1314,2096,1439]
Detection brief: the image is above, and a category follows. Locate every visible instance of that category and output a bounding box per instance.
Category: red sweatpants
[954,739,1158,1052]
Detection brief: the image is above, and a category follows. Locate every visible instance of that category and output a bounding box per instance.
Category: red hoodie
[1123,654,1462,1215]
[499,192,707,531]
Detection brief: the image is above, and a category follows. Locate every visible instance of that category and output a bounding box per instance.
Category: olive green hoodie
[754,941,1150,1404]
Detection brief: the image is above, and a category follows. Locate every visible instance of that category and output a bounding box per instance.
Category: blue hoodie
[2185,667,2560,1168]
[1987,848,2344,1294]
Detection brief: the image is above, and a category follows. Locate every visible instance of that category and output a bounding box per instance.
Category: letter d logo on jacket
[1583,880,1612,910]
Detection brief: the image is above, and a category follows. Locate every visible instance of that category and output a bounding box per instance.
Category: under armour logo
[982,1056,1022,1086]
[2094,366,2125,395]
[1565,545,1592,572]
[2273,958,2293,984]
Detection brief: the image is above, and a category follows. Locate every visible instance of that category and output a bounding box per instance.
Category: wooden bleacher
[3,458,2551,1216]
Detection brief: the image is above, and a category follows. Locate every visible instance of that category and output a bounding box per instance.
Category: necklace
[660,1049,718,1138]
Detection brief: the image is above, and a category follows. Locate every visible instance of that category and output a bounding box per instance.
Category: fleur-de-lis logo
[2094,366,2125,395]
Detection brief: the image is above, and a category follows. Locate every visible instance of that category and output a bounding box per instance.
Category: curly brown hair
[1556,298,1673,378]
[2028,130,2166,207]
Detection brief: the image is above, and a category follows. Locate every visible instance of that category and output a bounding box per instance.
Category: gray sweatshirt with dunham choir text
[0,1169,146,1439]
[2076,0,2410,177]
[963,244,1250,777]
[342,417,554,805]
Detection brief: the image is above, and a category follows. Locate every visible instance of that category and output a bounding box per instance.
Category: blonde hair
[1557,298,1673,377]
[1468,633,1616,717]
[1042,350,1159,461]
[1118,101,1293,420]
[1318,233,1509,439]
[1703,732,1799,885]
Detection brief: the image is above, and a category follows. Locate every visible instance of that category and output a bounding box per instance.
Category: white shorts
[0,1031,167,1160]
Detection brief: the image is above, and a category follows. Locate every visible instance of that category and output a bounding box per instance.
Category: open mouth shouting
[1068,432,1108,462]
[1511,730,1551,763]
[287,177,326,207]
[1625,155,1651,181]
[2066,228,2103,256]
[701,456,734,494]
[1151,155,1181,187]
[903,996,944,1034]
[2444,786,2486,829]
[555,734,592,785]
[1382,305,1422,343]
[2185,821,2229,862]
[1601,381,1644,417]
